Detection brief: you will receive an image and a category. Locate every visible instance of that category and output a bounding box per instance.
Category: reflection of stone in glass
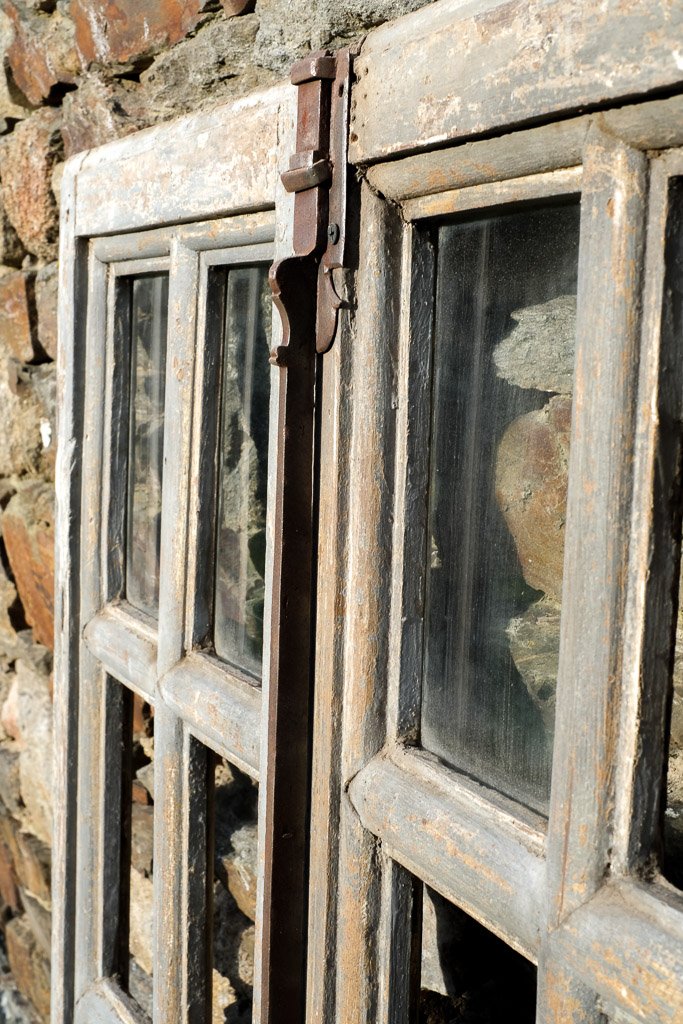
[126,274,169,618]
[422,202,580,813]
[214,266,271,677]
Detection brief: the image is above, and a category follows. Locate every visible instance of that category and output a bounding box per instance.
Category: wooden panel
[91,214,274,264]
[549,882,683,1023]
[367,95,683,204]
[83,607,158,704]
[52,151,88,1024]
[351,0,683,164]
[348,747,545,961]
[160,655,261,779]
[74,86,295,236]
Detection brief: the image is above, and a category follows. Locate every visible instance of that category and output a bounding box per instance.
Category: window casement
[54,3,683,1024]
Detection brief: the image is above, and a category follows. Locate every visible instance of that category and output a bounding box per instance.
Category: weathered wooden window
[54,4,683,1024]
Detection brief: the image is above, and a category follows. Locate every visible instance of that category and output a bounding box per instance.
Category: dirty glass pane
[214,266,271,677]
[421,201,580,813]
[127,693,155,1016]
[212,756,258,1023]
[420,886,536,1022]
[126,274,169,618]
[661,180,683,888]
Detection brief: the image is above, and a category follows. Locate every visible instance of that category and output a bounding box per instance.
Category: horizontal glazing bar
[348,746,545,961]
[548,880,683,1023]
[83,607,157,703]
[159,654,261,779]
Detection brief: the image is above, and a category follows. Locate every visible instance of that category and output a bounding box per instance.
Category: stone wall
[0,0,436,1020]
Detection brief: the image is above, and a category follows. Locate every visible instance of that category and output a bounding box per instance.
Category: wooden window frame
[306,4,683,1024]
[53,88,310,1024]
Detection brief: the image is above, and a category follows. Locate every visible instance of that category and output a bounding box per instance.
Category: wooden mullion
[539,126,649,1022]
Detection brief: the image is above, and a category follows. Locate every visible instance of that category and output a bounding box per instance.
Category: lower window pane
[421,201,580,813]
[212,756,258,1022]
[421,887,536,1023]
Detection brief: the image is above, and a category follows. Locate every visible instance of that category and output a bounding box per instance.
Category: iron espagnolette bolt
[269,47,355,364]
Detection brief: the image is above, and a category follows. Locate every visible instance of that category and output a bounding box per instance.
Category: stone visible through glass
[126,273,169,618]
[214,266,271,677]
[421,201,580,813]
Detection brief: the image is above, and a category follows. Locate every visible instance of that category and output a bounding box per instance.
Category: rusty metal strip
[261,48,353,1024]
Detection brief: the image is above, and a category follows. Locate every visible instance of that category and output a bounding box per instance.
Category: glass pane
[422,201,580,813]
[213,756,258,1022]
[126,692,155,1018]
[214,266,272,677]
[662,180,683,887]
[126,273,169,617]
[421,886,536,1022]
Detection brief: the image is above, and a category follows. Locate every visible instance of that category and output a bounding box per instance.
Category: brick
[2,484,54,651]
[4,1,79,106]
[70,0,206,67]
[61,72,149,158]
[34,263,57,361]
[0,108,62,262]
[0,271,36,364]
[5,915,51,1020]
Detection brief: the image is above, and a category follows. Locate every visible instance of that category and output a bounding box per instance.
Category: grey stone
[18,891,50,958]
[15,657,52,846]
[254,0,434,73]
[493,294,576,394]
[506,599,561,733]
[139,15,276,119]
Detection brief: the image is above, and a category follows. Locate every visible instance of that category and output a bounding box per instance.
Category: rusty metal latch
[269,47,354,362]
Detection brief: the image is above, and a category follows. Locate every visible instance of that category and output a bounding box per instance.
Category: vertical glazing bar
[538,127,648,1023]
[154,238,211,1024]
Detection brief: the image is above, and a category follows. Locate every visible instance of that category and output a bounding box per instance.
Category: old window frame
[53,86,320,1024]
[305,3,683,1023]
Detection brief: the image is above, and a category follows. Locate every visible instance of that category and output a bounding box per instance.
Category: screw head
[327,222,340,244]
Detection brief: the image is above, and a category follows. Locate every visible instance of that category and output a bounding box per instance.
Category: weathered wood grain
[160,655,261,778]
[351,0,683,165]
[366,95,683,204]
[348,747,546,962]
[52,151,88,1024]
[83,607,158,704]
[75,86,295,237]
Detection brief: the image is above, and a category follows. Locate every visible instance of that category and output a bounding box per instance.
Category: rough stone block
[129,867,153,976]
[0,831,21,914]
[70,0,206,66]
[139,15,271,117]
[4,1,79,106]
[221,0,254,13]
[254,0,434,73]
[19,891,50,957]
[216,822,256,922]
[130,803,153,877]
[0,272,36,364]
[0,12,33,130]
[2,483,54,651]
[0,108,62,262]
[15,658,53,846]
[13,830,51,905]
[34,264,57,361]
[0,206,27,270]
[0,744,22,816]
[5,915,50,1021]
[61,73,149,158]
[495,395,572,602]
[0,350,54,478]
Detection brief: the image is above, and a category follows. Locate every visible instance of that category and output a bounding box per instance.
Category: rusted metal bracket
[269,47,354,362]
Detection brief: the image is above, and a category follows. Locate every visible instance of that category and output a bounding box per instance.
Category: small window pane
[214,266,272,676]
[213,756,258,1022]
[661,180,683,887]
[126,273,169,618]
[421,201,580,813]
